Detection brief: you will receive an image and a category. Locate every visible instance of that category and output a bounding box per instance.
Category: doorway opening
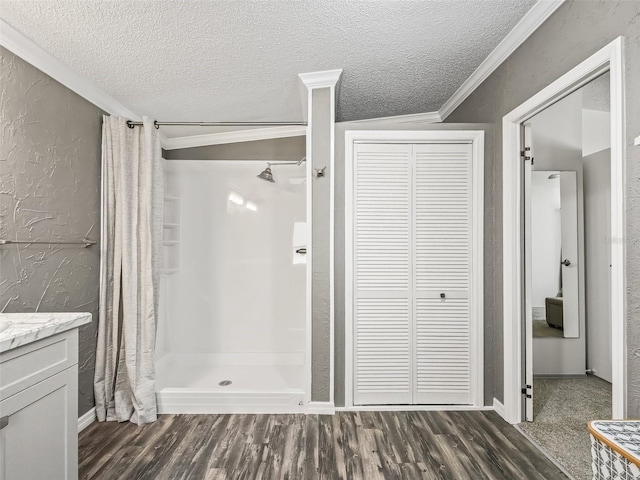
[502,38,625,429]
[518,72,613,480]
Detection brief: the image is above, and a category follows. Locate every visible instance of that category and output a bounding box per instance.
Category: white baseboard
[78,407,96,432]
[493,398,506,420]
[335,405,493,412]
[307,401,335,415]
[156,390,306,415]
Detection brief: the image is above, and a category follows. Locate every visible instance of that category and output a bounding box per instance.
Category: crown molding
[438,0,565,120]
[162,125,307,151]
[340,111,441,126]
[0,19,140,120]
[158,131,170,149]
[385,111,441,124]
[298,69,343,89]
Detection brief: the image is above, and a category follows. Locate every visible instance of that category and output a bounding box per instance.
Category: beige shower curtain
[94,116,163,425]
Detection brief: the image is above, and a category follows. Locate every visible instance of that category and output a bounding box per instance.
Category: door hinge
[521,385,532,398]
[520,147,533,164]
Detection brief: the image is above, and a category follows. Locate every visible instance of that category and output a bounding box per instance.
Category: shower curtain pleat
[94,116,163,425]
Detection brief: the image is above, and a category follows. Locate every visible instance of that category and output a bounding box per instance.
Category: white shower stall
[155,159,307,413]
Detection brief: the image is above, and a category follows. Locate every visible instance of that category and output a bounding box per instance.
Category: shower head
[257,165,275,183]
[257,157,305,183]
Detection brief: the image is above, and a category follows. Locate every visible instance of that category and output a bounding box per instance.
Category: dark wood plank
[356,425,386,480]
[301,413,319,478]
[371,427,403,480]
[380,411,417,463]
[277,414,308,480]
[402,411,451,479]
[337,410,366,480]
[79,411,569,480]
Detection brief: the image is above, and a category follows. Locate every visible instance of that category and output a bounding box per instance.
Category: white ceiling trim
[1,3,565,150]
[0,19,140,120]
[0,19,302,150]
[341,111,442,125]
[298,69,343,89]
[162,125,307,150]
[438,0,566,120]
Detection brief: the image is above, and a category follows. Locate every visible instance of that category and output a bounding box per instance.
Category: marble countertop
[0,312,92,353]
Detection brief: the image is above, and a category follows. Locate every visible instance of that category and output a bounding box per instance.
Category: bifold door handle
[561,259,571,266]
[440,293,446,299]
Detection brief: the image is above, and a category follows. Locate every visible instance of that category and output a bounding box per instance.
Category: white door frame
[344,129,485,409]
[502,37,626,424]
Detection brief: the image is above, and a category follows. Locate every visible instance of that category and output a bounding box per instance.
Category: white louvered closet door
[353,143,412,405]
[352,140,478,406]
[413,143,473,405]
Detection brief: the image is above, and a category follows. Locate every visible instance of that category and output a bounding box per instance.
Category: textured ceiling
[0,0,537,126]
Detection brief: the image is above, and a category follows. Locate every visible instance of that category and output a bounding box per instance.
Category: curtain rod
[126,120,307,129]
[0,238,96,248]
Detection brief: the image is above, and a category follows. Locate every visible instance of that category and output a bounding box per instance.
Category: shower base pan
[155,353,305,414]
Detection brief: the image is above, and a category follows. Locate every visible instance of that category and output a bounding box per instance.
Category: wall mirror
[531,170,580,339]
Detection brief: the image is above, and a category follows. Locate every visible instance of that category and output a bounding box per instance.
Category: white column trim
[502,37,626,424]
[299,69,342,408]
[329,84,337,407]
[493,398,506,419]
[306,401,336,415]
[304,96,313,409]
[298,69,343,90]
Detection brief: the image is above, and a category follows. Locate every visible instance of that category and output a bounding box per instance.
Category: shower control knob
[561,259,571,266]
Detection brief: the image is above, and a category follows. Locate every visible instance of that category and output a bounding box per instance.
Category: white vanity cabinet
[0,313,90,480]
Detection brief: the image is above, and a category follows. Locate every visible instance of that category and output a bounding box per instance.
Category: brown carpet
[518,376,612,480]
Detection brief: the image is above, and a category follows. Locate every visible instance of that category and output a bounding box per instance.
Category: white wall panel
[161,160,306,361]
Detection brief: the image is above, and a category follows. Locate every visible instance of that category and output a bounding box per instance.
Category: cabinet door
[0,367,78,480]
[413,143,473,405]
[353,143,412,405]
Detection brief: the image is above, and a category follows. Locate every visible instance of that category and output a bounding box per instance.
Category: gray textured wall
[445,0,640,414]
[310,87,332,402]
[0,46,102,416]
[334,121,494,407]
[163,136,306,161]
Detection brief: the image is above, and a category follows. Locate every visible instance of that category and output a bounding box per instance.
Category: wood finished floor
[79,411,568,480]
